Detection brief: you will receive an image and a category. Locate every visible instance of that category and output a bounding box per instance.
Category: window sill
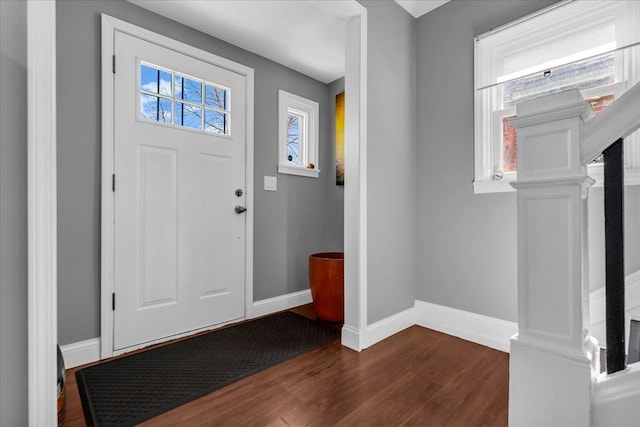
[474,167,640,194]
[278,164,320,178]
[473,179,517,194]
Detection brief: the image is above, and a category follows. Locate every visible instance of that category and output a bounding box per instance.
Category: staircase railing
[603,138,625,374]
[583,82,640,164]
[587,82,640,374]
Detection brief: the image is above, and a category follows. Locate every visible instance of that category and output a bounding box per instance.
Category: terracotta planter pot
[309,252,344,322]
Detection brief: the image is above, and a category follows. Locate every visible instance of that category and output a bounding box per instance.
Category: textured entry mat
[76,311,340,426]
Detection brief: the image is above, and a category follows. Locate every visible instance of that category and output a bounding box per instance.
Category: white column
[342,10,368,351]
[28,1,57,425]
[509,90,599,426]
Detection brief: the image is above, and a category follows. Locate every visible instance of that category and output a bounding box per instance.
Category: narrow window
[278,90,319,178]
[286,110,304,164]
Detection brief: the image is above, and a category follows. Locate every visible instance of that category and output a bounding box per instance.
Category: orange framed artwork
[336,92,345,185]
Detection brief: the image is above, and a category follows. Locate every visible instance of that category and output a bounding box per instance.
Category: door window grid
[139,62,231,135]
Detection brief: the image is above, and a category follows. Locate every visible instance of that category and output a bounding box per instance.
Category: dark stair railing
[603,138,626,374]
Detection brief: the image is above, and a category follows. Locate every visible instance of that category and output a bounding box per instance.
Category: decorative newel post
[509,89,599,426]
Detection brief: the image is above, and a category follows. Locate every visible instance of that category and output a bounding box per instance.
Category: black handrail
[603,138,626,374]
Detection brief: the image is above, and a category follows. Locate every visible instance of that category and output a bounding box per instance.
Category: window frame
[137,61,232,137]
[473,0,640,194]
[278,90,320,178]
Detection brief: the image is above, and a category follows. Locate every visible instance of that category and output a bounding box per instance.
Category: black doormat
[76,311,340,426]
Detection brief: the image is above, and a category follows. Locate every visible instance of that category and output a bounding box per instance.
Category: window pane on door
[175,75,202,103]
[174,102,202,129]
[205,109,228,135]
[205,85,228,110]
[140,94,172,123]
[140,64,172,96]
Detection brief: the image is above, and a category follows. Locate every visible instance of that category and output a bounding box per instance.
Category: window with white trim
[474,0,640,193]
[139,62,231,135]
[278,90,320,178]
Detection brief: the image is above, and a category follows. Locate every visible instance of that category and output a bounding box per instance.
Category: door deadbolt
[235,205,247,214]
[235,189,243,197]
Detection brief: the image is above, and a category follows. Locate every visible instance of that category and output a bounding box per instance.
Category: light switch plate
[264,176,277,191]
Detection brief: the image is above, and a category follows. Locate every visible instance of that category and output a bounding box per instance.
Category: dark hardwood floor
[61,304,508,426]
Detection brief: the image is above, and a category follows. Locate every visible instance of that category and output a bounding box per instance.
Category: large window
[278,90,320,178]
[474,0,640,193]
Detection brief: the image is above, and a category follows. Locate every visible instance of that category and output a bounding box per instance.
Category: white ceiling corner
[394,0,450,19]
[128,0,349,84]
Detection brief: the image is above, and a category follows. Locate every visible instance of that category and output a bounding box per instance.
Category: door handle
[235,205,247,214]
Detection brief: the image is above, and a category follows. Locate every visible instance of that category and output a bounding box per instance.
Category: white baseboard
[251,289,313,318]
[345,302,512,353]
[60,338,101,369]
[364,306,416,349]
[414,300,517,353]
[341,325,363,351]
[60,299,515,370]
[341,306,415,352]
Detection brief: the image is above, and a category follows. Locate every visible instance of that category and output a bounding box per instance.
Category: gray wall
[415,0,640,322]
[361,0,417,324]
[415,0,560,322]
[57,0,343,345]
[0,0,29,424]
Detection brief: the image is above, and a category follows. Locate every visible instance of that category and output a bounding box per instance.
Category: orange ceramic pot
[309,252,344,322]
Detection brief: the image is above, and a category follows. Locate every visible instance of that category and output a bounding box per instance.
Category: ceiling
[129,0,449,84]
[394,0,450,18]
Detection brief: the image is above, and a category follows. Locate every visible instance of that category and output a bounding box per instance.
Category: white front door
[112,31,246,351]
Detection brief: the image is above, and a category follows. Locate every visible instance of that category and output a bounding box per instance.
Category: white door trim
[100,14,255,359]
[27,1,58,424]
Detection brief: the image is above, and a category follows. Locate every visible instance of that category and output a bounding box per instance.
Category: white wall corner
[251,289,312,318]
[60,338,101,369]
[414,300,517,353]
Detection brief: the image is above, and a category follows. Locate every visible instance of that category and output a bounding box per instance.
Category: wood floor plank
[443,351,509,427]
[61,305,509,426]
[333,366,445,426]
